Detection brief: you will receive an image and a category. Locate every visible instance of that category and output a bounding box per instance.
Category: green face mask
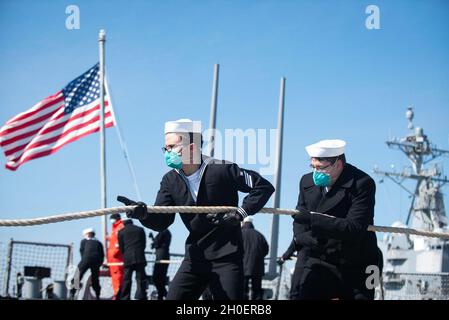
[312,171,331,187]
[312,160,338,187]
[164,150,183,169]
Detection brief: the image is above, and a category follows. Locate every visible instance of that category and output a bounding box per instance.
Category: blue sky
[0,0,448,266]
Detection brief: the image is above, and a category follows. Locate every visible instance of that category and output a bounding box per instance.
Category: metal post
[98,29,107,250]
[65,243,73,279]
[4,239,13,296]
[208,64,219,157]
[268,77,286,276]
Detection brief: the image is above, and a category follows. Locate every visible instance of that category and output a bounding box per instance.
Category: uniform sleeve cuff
[237,207,248,219]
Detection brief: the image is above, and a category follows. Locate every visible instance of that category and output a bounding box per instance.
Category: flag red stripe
[4,93,64,128]
[0,105,62,138]
[1,64,117,170]
[1,101,110,149]
[7,110,113,161]
[5,121,114,171]
[1,127,42,149]
[0,100,64,137]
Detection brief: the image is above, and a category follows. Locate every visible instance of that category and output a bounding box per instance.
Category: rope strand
[1,205,448,239]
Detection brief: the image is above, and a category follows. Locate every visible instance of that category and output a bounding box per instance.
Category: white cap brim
[83,228,95,235]
[165,119,202,134]
[305,139,346,158]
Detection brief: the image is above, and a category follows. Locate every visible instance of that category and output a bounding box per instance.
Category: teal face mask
[164,150,183,169]
[312,171,331,187]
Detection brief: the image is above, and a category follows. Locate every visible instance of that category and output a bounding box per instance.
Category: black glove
[206,210,243,227]
[117,195,148,220]
[293,208,312,224]
[277,257,285,265]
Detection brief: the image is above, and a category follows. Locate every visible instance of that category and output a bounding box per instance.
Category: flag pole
[98,29,107,250]
[208,64,219,157]
[268,77,286,277]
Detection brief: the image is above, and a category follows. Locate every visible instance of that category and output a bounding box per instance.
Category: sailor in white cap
[241,215,269,300]
[289,139,381,300]
[82,227,95,237]
[72,227,104,299]
[117,118,274,300]
[163,118,203,170]
[305,139,346,189]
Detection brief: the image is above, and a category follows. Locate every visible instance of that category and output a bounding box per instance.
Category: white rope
[1,205,449,239]
[366,225,449,240]
[0,205,235,227]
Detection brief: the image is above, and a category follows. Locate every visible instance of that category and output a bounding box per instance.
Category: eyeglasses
[161,143,185,153]
[309,160,337,172]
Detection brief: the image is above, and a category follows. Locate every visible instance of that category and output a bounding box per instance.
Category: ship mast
[374,107,449,231]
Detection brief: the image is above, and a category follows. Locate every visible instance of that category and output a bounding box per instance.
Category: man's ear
[337,159,344,170]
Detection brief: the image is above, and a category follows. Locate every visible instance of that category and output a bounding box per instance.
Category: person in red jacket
[107,213,125,299]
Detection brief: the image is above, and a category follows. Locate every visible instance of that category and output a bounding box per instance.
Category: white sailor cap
[82,227,95,235]
[305,139,346,158]
[243,216,253,223]
[164,119,202,134]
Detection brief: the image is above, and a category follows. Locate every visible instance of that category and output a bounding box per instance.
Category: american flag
[0,63,116,171]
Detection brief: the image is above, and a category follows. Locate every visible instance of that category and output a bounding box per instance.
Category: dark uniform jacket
[139,156,275,262]
[80,238,104,267]
[118,220,147,267]
[293,163,381,276]
[152,229,172,260]
[241,223,269,277]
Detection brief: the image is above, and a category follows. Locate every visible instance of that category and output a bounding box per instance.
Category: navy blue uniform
[241,222,269,300]
[152,229,171,299]
[139,156,274,300]
[118,220,147,300]
[78,238,104,298]
[292,163,382,300]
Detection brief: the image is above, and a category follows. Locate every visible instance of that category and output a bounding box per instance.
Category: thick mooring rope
[0,205,448,239]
